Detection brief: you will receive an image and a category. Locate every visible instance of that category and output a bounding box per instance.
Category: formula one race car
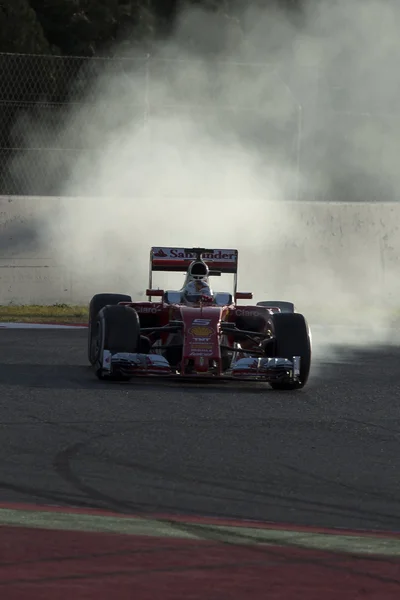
[87,247,312,390]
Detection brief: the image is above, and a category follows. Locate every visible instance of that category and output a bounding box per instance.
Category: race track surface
[0,329,400,532]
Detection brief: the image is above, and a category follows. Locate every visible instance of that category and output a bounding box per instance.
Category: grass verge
[0,304,88,323]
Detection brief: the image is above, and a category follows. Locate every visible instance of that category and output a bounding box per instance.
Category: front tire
[93,304,140,381]
[268,312,311,390]
[88,293,132,365]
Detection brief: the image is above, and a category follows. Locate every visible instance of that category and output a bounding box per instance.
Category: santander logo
[153,249,168,257]
[152,247,237,262]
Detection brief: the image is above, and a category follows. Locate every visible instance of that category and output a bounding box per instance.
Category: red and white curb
[0,502,399,557]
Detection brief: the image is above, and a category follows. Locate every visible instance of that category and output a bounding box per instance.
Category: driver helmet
[183,279,214,304]
[188,260,209,280]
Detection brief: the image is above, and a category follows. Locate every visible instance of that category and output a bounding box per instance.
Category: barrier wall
[0,195,399,309]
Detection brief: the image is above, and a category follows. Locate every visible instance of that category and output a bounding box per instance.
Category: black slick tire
[88,293,132,365]
[93,304,140,381]
[268,312,311,390]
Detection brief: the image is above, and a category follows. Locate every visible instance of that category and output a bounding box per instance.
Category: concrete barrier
[0,196,399,312]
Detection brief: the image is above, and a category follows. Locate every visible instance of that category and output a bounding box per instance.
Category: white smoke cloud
[10,0,400,351]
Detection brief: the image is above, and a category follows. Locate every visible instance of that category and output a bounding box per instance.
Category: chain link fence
[0,52,149,195]
[1,51,399,201]
[0,51,305,197]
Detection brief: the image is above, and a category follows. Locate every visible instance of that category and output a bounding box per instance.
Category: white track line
[0,322,86,329]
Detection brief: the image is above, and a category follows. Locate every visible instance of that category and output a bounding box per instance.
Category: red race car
[87,247,311,390]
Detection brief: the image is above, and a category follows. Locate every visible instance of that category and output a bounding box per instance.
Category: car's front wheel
[93,304,140,381]
[88,293,132,365]
[268,312,311,390]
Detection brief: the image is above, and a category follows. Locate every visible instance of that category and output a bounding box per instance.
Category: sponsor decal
[152,248,237,262]
[170,249,236,261]
[192,318,211,325]
[102,350,112,371]
[189,348,213,356]
[191,343,213,350]
[136,305,161,314]
[189,325,214,337]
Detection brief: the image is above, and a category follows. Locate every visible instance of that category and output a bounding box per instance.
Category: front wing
[100,350,301,384]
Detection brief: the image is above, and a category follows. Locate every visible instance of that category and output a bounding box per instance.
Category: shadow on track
[0,362,321,395]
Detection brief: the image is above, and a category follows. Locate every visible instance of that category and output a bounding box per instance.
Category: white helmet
[187,259,209,280]
[183,279,213,304]
[182,259,214,304]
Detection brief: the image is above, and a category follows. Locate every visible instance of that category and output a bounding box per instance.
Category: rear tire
[88,293,132,365]
[257,300,295,313]
[268,312,311,390]
[94,304,140,381]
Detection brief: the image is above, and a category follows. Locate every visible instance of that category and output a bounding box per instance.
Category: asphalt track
[1,328,400,533]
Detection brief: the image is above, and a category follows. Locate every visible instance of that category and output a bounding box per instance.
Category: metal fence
[0,52,147,195]
[1,51,399,201]
[0,52,307,197]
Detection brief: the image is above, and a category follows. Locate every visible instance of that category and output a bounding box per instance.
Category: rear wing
[150,247,238,273]
[148,246,239,296]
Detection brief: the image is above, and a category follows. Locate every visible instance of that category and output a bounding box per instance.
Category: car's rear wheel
[93,304,140,381]
[268,312,311,390]
[88,293,132,365]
